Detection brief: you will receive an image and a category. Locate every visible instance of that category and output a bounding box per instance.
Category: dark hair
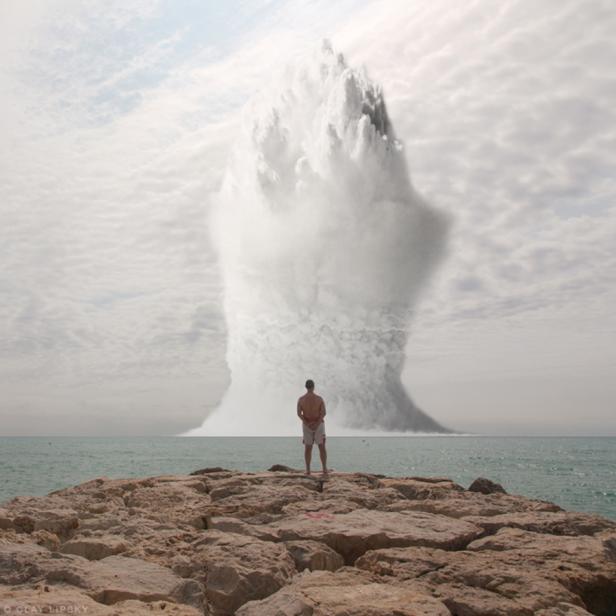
[305,379,315,390]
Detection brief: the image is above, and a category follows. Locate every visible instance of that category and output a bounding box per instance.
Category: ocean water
[0,436,614,520]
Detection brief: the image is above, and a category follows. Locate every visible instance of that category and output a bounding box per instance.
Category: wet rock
[190,467,230,475]
[268,464,298,472]
[468,476,507,494]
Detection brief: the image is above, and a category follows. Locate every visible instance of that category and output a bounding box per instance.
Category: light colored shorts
[302,421,326,446]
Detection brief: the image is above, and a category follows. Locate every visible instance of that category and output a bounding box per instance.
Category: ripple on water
[0,436,615,519]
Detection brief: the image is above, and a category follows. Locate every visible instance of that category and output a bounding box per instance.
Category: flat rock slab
[379,477,464,500]
[60,535,129,560]
[266,508,483,563]
[464,510,616,537]
[0,543,204,608]
[385,491,562,518]
[357,526,616,615]
[189,530,296,615]
[0,584,203,616]
[236,569,451,616]
[285,539,345,572]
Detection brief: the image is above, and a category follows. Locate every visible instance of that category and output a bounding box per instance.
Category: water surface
[1,436,614,519]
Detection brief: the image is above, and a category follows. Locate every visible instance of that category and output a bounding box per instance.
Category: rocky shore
[1,467,615,615]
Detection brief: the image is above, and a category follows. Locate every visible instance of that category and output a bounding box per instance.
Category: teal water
[0,436,614,520]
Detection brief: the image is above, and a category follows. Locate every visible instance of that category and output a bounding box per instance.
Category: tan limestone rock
[60,535,129,560]
[378,477,464,500]
[2,469,615,616]
[385,490,562,517]
[358,526,616,615]
[284,540,345,572]
[188,530,296,615]
[0,584,203,616]
[0,543,204,608]
[357,545,584,614]
[464,510,616,537]
[266,508,483,563]
[236,568,451,616]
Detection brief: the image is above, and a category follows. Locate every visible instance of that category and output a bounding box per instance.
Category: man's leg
[304,444,313,475]
[318,443,328,474]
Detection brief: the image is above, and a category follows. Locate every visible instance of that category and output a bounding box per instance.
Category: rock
[32,530,61,551]
[281,497,358,516]
[87,502,109,514]
[236,568,451,615]
[10,508,79,538]
[385,490,562,517]
[0,509,13,530]
[88,555,204,607]
[285,540,344,572]
[3,469,616,616]
[120,479,210,527]
[358,526,616,615]
[189,530,296,615]
[0,584,203,616]
[268,464,298,472]
[266,508,483,563]
[61,535,129,560]
[465,510,616,537]
[0,542,52,585]
[190,467,230,475]
[357,545,585,614]
[536,604,594,616]
[11,515,35,533]
[378,477,464,499]
[468,477,507,494]
[0,542,204,608]
[205,516,279,541]
[206,476,318,518]
[319,477,403,509]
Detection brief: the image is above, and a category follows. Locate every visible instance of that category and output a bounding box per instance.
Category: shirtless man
[297,379,328,475]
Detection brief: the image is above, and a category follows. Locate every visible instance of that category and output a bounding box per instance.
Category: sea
[1,436,614,520]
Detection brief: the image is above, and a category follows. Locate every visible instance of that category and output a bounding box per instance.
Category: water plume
[184,41,450,436]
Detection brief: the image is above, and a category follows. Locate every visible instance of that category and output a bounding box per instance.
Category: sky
[1,0,615,436]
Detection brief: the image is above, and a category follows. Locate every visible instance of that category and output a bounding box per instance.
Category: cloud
[1,0,615,434]
[0,0,376,435]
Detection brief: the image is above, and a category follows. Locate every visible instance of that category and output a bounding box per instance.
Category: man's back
[299,392,324,421]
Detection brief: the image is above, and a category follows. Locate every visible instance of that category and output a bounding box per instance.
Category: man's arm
[297,398,304,421]
[320,398,326,421]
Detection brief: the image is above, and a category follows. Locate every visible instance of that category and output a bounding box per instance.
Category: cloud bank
[1,0,615,435]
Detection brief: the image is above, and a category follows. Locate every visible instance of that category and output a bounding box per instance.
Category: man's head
[305,379,315,391]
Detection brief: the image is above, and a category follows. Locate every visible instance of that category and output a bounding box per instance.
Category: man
[297,379,328,475]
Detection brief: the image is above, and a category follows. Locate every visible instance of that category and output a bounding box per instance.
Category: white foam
[183,41,448,436]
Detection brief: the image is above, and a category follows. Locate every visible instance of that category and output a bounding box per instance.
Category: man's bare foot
[305,470,311,476]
